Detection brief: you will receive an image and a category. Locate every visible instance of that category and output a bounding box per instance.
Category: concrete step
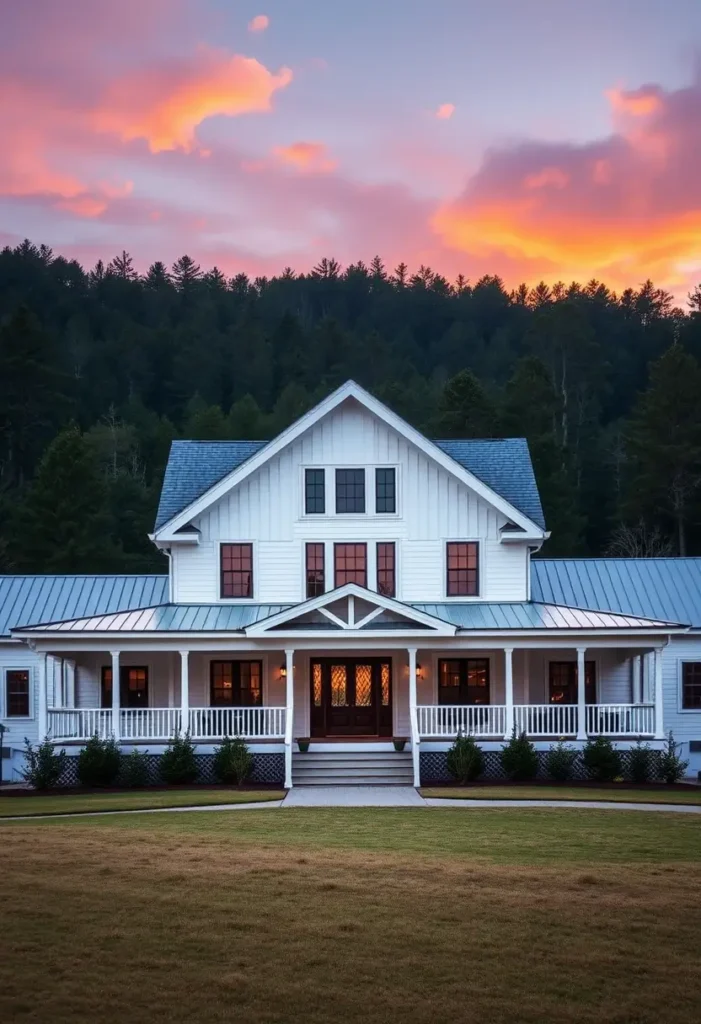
[292,756,411,769]
[293,765,413,778]
[291,775,415,787]
[291,748,414,786]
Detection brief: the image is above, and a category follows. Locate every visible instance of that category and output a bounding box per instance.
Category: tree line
[2,239,701,574]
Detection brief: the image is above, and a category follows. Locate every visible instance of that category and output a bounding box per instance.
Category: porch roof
[11,599,685,637]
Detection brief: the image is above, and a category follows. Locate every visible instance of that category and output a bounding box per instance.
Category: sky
[3,0,701,297]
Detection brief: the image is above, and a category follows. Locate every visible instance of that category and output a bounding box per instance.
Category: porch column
[653,647,664,740]
[576,647,587,740]
[179,650,189,734]
[504,648,514,737]
[111,650,121,741]
[408,647,420,787]
[632,655,643,704]
[284,648,294,789]
[37,652,48,740]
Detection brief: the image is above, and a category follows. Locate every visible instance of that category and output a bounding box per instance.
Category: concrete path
[282,785,426,807]
[423,797,701,814]
[0,800,285,821]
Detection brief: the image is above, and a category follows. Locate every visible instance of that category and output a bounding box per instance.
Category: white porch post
[632,654,643,704]
[179,650,189,734]
[653,647,664,740]
[37,652,48,740]
[504,648,514,737]
[576,647,587,740]
[408,647,420,787]
[284,648,294,789]
[111,650,121,741]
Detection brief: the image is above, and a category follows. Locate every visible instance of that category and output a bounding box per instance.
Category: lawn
[1,807,700,1023]
[0,788,283,817]
[421,785,701,804]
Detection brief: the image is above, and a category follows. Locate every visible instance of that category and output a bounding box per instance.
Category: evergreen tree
[171,254,202,290]
[435,369,498,437]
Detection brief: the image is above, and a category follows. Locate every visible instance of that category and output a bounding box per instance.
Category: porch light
[416,663,423,678]
[280,664,287,678]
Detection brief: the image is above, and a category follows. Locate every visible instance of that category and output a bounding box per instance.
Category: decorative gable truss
[245,583,457,637]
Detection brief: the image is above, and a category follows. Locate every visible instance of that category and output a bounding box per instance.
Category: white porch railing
[586,703,655,737]
[417,705,507,737]
[48,708,113,741]
[189,706,286,740]
[120,708,181,741]
[513,703,578,737]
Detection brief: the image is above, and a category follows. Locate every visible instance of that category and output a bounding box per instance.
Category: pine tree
[107,250,138,280]
[144,261,171,289]
[171,255,202,290]
[435,369,498,438]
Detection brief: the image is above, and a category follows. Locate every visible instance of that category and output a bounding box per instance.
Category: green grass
[10,805,701,863]
[0,788,283,817]
[421,785,701,804]
[1,808,700,1023]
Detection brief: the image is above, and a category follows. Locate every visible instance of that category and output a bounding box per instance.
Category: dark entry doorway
[310,658,392,737]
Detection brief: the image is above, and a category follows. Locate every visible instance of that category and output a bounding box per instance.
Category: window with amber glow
[334,543,367,587]
[221,543,253,598]
[446,542,479,596]
[211,661,262,706]
[376,542,396,597]
[438,659,490,705]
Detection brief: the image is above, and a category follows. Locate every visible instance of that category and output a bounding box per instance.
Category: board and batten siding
[172,400,529,603]
[662,635,701,776]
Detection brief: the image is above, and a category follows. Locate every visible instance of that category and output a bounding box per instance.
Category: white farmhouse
[1,381,700,785]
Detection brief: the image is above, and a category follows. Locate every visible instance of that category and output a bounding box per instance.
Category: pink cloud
[435,103,455,120]
[272,141,337,173]
[248,14,270,33]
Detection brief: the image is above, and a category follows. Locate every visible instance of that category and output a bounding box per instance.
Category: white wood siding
[172,400,529,603]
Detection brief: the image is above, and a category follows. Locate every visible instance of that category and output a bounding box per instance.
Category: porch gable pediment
[244,583,457,637]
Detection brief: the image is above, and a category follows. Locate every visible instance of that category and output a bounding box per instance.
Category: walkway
[423,797,701,813]
[282,785,425,807]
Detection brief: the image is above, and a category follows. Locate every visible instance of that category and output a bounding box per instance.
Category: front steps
[291,749,414,786]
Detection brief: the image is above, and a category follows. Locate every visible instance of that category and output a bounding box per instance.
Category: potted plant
[297,737,311,753]
[393,736,408,752]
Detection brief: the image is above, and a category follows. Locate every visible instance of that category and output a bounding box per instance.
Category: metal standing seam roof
[0,576,168,637]
[532,559,701,629]
[154,436,546,532]
[413,602,682,631]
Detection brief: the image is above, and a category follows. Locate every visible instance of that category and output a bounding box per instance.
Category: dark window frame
[375,468,396,514]
[681,662,701,710]
[6,669,30,717]
[446,541,479,597]
[376,542,396,597]
[548,661,597,705]
[220,542,253,599]
[334,543,367,588]
[210,660,263,707]
[437,659,490,706]
[304,468,326,514]
[305,542,326,598]
[101,666,150,709]
[335,469,365,514]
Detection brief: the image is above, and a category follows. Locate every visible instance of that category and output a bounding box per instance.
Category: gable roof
[533,558,701,629]
[154,384,545,533]
[0,575,168,638]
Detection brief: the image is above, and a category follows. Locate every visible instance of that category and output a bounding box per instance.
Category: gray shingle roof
[533,558,701,629]
[155,436,545,531]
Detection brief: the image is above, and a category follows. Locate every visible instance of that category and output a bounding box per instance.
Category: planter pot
[393,738,408,752]
[297,739,311,753]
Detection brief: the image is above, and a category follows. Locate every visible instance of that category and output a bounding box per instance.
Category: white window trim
[302,466,328,517]
[544,654,601,704]
[375,539,400,599]
[441,538,484,602]
[218,540,257,603]
[677,659,701,713]
[299,463,401,520]
[205,653,270,706]
[332,540,369,590]
[4,665,34,720]
[373,465,401,518]
[301,541,327,601]
[430,651,497,704]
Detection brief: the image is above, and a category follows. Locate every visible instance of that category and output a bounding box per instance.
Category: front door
[310,659,392,737]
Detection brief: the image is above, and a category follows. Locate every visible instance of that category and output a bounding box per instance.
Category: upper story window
[375,468,396,513]
[5,669,29,717]
[335,469,365,513]
[377,542,396,597]
[335,543,367,587]
[211,660,262,707]
[305,469,325,514]
[446,542,479,597]
[306,542,325,598]
[221,543,253,598]
[682,662,701,709]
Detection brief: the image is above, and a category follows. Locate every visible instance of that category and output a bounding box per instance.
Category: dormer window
[335,469,365,513]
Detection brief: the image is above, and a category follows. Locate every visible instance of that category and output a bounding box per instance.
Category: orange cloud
[248,14,270,33]
[273,141,337,173]
[432,73,701,295]
[435,103,455,120]
[94,46,293,152]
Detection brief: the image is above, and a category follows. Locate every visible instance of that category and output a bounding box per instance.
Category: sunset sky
[4,0,701,297]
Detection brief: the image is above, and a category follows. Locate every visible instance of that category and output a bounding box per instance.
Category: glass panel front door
[310,659,392,736]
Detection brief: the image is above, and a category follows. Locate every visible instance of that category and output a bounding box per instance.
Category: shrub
[500,728,538,781]
[658,730,689,784]
[77,734,122,787]
[446,732,483,784]
[582,736,622,783]
[213,736,253,785]
[159,731,199,785]
[545,740,578,782]
[21,737,67,790]
[122,748,151,788]
[627,739,655,784]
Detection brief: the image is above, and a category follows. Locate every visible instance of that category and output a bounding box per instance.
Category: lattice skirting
[57,752,285,788]
[420,749,643,783]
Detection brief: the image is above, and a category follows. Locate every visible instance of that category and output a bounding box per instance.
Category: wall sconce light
[280,665,287,678]
[416,663,423,679]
